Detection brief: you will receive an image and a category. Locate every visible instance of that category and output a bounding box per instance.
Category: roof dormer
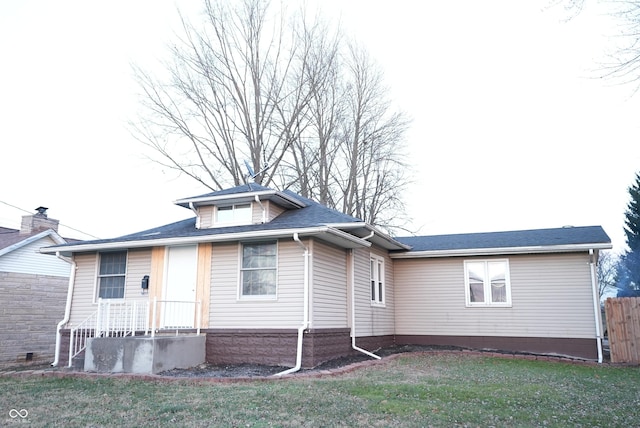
[174,184,306,229]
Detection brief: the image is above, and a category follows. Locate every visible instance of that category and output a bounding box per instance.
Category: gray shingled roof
[395,226,611,252]
[41,184,612,255]
[51,187,363,248]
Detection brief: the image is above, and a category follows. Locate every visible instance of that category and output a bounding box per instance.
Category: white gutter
[188,202,200,229]
[175,190,305,208]
[390,243,613,259]
[52,252,77,367]
[274,233,311,376]
[589,249,604,363]
[41,226,371,254]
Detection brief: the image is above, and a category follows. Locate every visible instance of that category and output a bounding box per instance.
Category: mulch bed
[157,345,467,378]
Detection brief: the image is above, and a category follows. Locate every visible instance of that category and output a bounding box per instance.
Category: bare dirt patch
[158,345,466,378]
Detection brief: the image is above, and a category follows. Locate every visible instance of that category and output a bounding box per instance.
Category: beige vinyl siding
[394,253,596,339]
[209,239,305,328]
[311,240,348,329]
[68,250,151,327]
[266,201,286,222]
[198,206,214,228]
[124,249,152,301]
[353,247,395,337]
[68,252,98,326]
[251,201,263,224]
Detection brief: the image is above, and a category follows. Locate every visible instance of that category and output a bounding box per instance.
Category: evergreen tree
[617,171,640,297]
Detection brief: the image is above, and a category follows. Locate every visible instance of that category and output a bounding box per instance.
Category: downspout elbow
[52,252,76,367]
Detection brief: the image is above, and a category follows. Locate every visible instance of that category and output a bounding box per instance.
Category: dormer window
[215,203,251,226]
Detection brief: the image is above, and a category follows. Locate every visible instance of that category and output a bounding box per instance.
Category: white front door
[162,245,198,328]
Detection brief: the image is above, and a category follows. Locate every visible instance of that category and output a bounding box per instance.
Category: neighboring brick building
[0,208,71,366]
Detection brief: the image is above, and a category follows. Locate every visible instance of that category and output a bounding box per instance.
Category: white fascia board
[174,190,304,208]
[41,226,370,254]
[0,229,66,257]
[389,242,614,259]
[328,222,411,250]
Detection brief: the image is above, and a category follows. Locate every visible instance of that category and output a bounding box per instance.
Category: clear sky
[1,0,639,253]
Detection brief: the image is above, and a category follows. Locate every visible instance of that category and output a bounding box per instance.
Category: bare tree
[337,43,411,229]
[131,0,412,231]
[552,0,640,91]
[598,250,620,297]
[131,0,312,189]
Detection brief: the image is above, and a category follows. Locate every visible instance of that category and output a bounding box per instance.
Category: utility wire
[0,200,101,239]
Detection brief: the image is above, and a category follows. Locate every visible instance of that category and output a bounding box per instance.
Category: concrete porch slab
[84,334,205,374]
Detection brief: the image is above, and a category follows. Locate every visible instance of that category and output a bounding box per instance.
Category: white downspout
[254,195,266,223]
[52,252,77,366]
[351,230,381,360]
[589,249,604,363]
[274,233,310,376]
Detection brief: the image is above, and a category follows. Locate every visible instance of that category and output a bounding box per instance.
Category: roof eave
[390,242,613,259]
[41,226,370,256]
[328,222,411,251]
[1,229,66,257]
[174,190,305,209]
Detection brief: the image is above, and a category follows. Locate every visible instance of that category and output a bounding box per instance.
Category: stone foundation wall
[205,328,384,368]
[0,272,67,367]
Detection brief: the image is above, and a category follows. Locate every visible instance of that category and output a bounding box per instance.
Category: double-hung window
[464,259,511,307]
[97,251,127,299]
[370,255,385,306]
[216,203,251,226]
[240,242,277,298]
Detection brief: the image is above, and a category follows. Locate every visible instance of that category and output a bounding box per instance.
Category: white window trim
[94,250,128,303]
[464,259,512,307]
[214,203,252,227]
[370,254,385,307]
[237,241,278,301]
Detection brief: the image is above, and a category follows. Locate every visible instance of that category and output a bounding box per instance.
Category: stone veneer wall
[205,328,395,368]
[0,272,67,366]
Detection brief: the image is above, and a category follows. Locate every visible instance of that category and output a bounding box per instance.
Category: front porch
[63,298,203,373]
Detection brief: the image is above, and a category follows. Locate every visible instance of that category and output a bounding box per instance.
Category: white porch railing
[68,311,97,367]
[150,297,202,337]
[96,299,150,338]
[68,298,201,367]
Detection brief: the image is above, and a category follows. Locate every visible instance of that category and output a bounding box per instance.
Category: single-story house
[42,184,612,373]
[0,208,71,366]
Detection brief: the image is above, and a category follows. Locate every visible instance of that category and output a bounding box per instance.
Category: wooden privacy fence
[605,297,640,364]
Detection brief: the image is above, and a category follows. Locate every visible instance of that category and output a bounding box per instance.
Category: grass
[1,353,639,427]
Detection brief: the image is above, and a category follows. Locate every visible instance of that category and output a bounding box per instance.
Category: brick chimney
[20,207,59,235]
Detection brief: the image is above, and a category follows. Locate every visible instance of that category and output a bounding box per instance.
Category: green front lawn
[1,353,639,427]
